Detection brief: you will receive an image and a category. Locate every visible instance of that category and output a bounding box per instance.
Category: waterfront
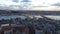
[0,15,60,20]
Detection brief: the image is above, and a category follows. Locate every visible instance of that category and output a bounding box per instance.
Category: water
[0,15,26,20]
[30,15,60,20]
[45,15,60,20]
[0,15,60,20]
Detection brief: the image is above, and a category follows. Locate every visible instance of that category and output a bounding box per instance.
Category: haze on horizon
[0,0,60,11]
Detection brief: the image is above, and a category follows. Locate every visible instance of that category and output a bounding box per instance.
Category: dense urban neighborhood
[0,10,60,34]
[0,0,60,34]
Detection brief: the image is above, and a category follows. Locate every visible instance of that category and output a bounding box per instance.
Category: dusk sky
[0,0,60,10]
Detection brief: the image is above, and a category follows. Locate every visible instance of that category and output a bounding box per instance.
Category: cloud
[21,0,31,2]
[12,0,19,3]
[32,6,48,8]
[31,6,60,11]
[51,3,60,6]
[0,0,60,10]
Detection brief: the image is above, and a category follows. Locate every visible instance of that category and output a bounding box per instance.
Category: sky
[0,0,60,10]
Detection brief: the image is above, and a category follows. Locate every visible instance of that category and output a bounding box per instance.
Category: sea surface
[0,15,60,20]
